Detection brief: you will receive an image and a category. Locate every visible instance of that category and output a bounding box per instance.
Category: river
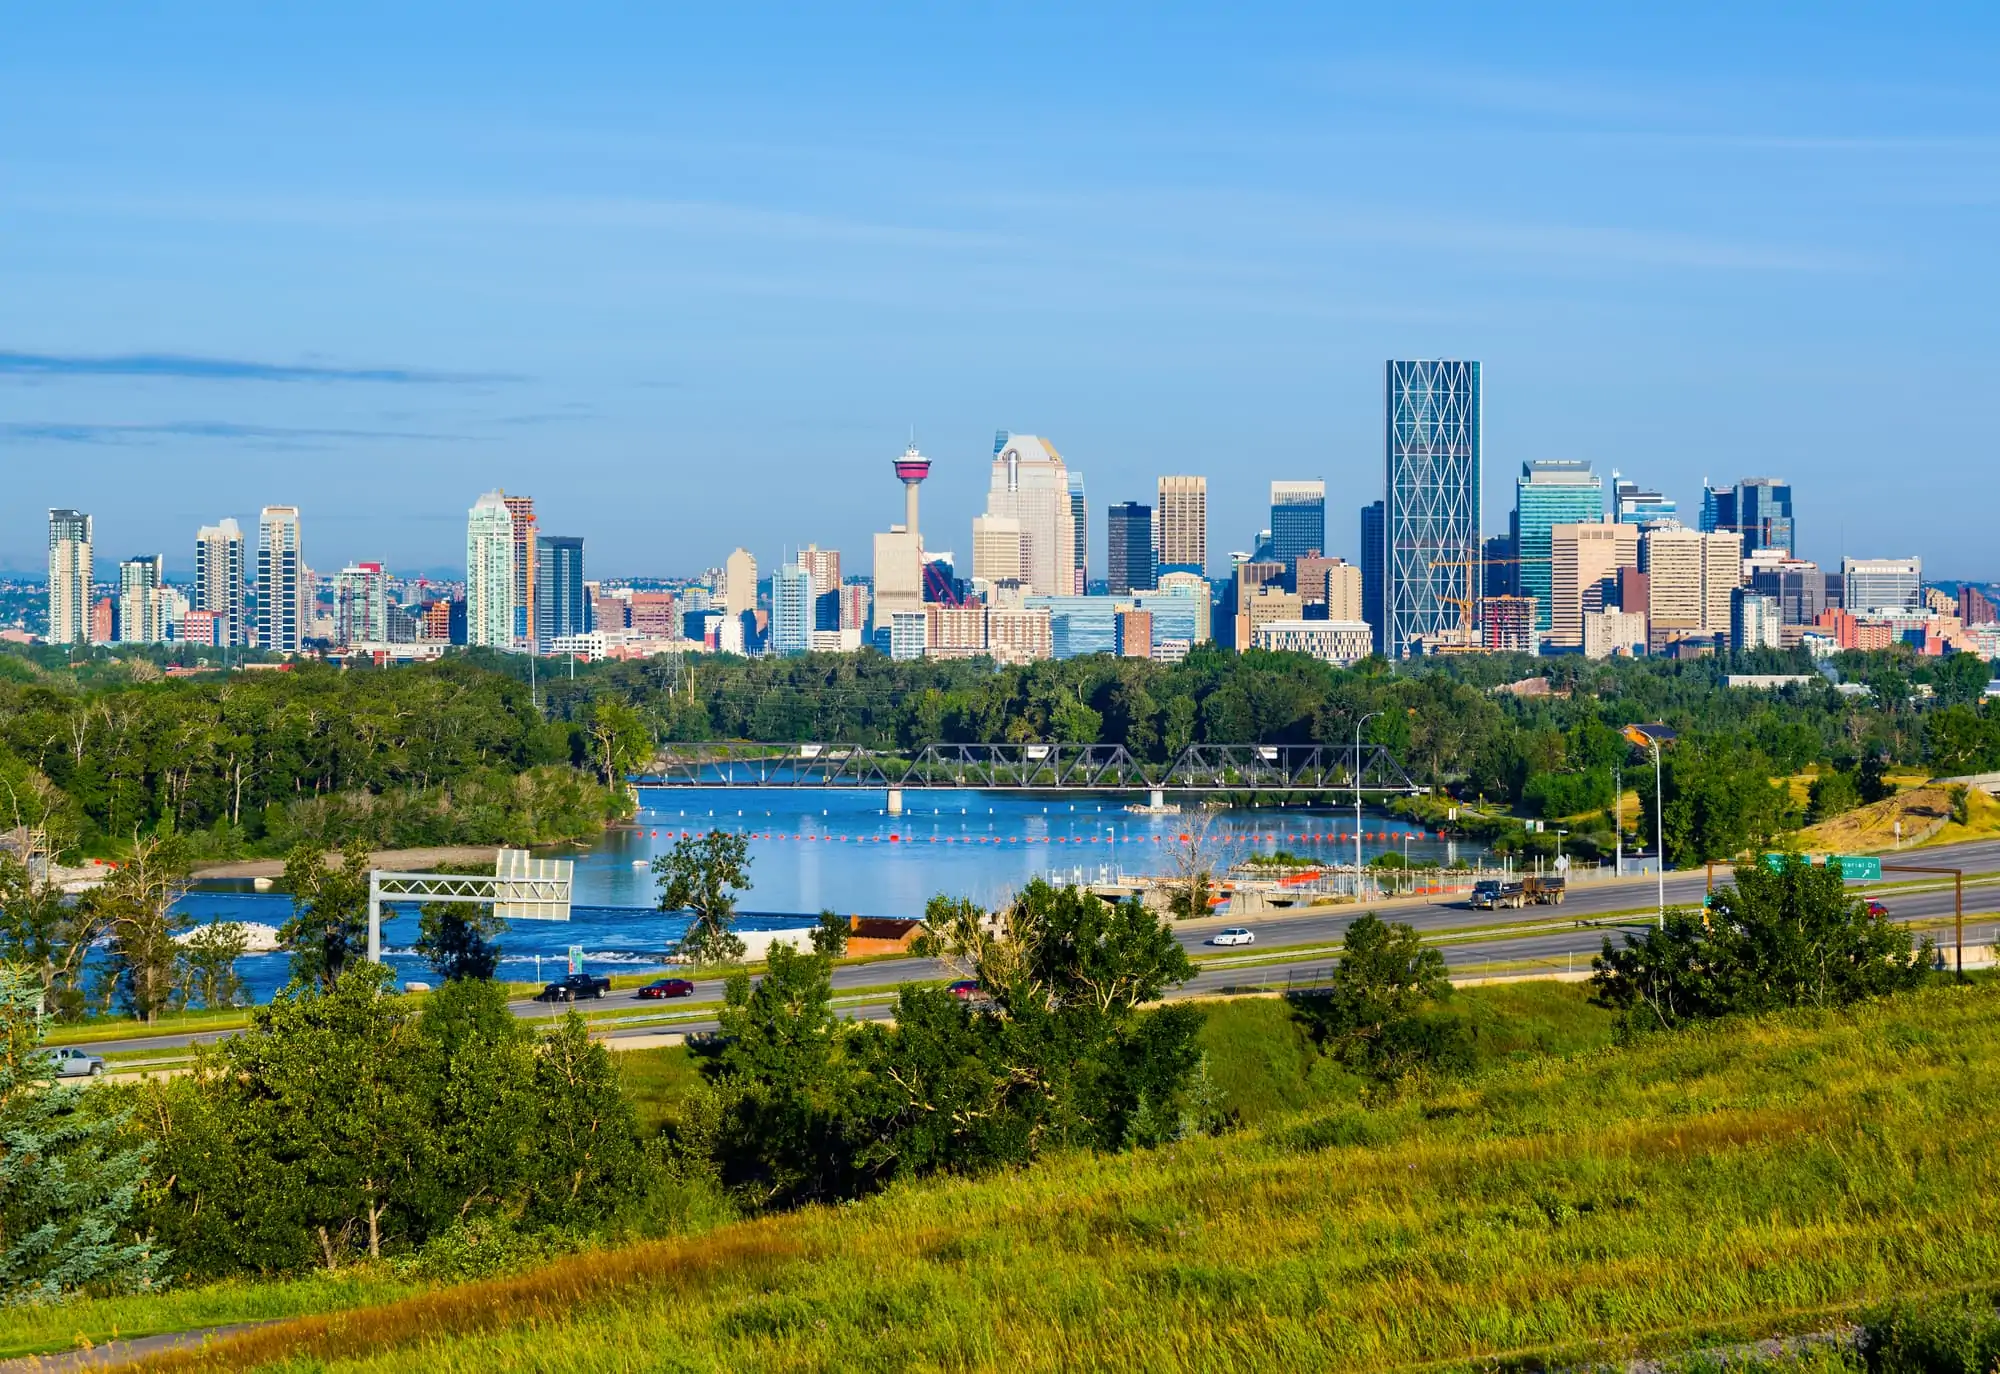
[176,788,1466,1003]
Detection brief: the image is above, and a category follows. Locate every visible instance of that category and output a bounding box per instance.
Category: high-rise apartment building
[1154,571,1212,644]
[1106,502,1155,595]
[985,434,1074,596]
[502,495,537,649]
[1515,461,1602,633]
[1549,522,1639,648]
[1701,478,1794,556]
[1384,360,1481,657]
[193,518,246,648]
[465,492,516,649]
[1067,473,1088,593]
[536,536,587,649]
[257,506,303,652]
[1961,585,1997,627]
[797,545,842,631]
[1841,557,1921,613]
[117,555,168,644]
[47,509,93,647]
[1643,527,1742,641]
[1156,476,1207,575]
[1269,481,1326,568]
[1359,500,1384,654]
[334,563,389,645]
[1731,588,1783,653]
[770,562,813,656]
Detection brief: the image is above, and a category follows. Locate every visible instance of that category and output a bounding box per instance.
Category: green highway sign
[1830,855,1882,881]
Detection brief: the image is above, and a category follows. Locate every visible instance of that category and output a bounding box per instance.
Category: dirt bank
[193,845,501,879]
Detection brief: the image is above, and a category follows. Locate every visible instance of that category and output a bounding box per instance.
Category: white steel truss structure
[1385,360,1481,657]
[365,849,573,963]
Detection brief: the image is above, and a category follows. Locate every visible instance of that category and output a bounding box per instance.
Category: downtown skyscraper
[1268,481,1326,568]
[1156,476,1207,575]
[1513,461,1602,633]
[1384,360,1481,658]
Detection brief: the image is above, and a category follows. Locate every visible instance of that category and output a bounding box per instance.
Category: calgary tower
[892,442,931,537]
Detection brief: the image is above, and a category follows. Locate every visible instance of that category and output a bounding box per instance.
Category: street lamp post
[1355,710,1383,900]
[1649,739,1664,927]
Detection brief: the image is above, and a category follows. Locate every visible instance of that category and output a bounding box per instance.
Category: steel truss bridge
[638,742,1421,794]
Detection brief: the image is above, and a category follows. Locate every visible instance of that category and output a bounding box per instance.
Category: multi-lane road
[82,836,2000,1059]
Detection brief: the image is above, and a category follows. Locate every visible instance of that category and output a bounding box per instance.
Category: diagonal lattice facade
[1385,360,1481,657]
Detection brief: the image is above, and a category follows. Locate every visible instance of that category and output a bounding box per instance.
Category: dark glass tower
[1106,502,1156,595]
[534,535,587,649]
[1360,499,1385,654]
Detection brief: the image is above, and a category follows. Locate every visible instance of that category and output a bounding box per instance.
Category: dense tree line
[0,652,629,858]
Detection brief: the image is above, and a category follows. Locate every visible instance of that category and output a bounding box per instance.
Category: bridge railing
[638,742,1421,793]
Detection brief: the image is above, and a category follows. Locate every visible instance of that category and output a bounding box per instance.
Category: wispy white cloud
[0,349,514,384]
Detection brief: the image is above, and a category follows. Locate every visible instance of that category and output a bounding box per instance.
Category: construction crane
[1426,554,1551,647]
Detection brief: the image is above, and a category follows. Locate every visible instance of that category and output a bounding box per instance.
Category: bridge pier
[887,787,904,816]
[1149,787,1165,811]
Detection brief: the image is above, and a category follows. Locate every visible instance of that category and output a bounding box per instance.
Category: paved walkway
[0,1321,277,1372]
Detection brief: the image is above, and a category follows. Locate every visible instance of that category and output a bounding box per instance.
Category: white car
[46,1047,106,1078]
[1209,927,1255,947]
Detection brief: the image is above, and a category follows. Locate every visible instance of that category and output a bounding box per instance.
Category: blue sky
[5,3,1997,579]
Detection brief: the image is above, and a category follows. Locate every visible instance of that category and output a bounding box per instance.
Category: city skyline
[7,9,2000,577]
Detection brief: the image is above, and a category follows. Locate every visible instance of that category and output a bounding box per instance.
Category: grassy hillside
[97,979,2000,1373]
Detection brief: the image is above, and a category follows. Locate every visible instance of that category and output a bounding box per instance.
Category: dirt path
[193,845,501,879]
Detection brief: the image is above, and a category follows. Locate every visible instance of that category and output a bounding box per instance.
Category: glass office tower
[1106,501,1156,595]
[1268,481,1326,567]
[1384,360,1481,657]
[1514,460,1602,632]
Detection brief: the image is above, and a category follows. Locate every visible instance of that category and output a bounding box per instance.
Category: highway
[78,835,2000,1059]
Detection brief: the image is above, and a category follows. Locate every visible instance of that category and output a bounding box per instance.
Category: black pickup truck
[535,972,612,1002]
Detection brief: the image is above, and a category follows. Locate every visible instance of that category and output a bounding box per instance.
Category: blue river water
[176,787,1462,1003]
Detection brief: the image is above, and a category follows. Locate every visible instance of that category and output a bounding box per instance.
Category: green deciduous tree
[140,970,647,1279]
[654,830,751,965]
[0,964,164,1303]
[89,836,193,1024]
[702,944,857,1207]
[176,922,248,1011]
[278,838,374,992]
[0,855,104,1020]
[582,697,653,786]
[1591,854,1932,1032]
[1289,914,1467,1082]
[413,862,505,982]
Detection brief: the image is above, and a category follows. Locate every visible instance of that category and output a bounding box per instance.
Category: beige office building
[984,434,1074,596]
[1297,556,1364,622]
[1643,527,1742,640]
[971,514,1027,587]
[724,548,758,618]
[1550,523,1640,648]
[1157,475,1207,573]
[871,528,925,629]
[1155,570,1212,643]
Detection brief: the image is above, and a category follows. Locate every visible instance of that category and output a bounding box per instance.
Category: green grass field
[13,980,2000,1371]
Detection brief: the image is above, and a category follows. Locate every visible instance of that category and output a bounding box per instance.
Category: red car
[946,980,981,1000]
[1866,900,1890,918]
[637,977,695,999]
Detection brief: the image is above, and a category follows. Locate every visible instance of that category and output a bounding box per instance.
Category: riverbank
[193,845,505,880]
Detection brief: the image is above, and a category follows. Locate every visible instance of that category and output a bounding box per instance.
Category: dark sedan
[637,977,696,1000]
